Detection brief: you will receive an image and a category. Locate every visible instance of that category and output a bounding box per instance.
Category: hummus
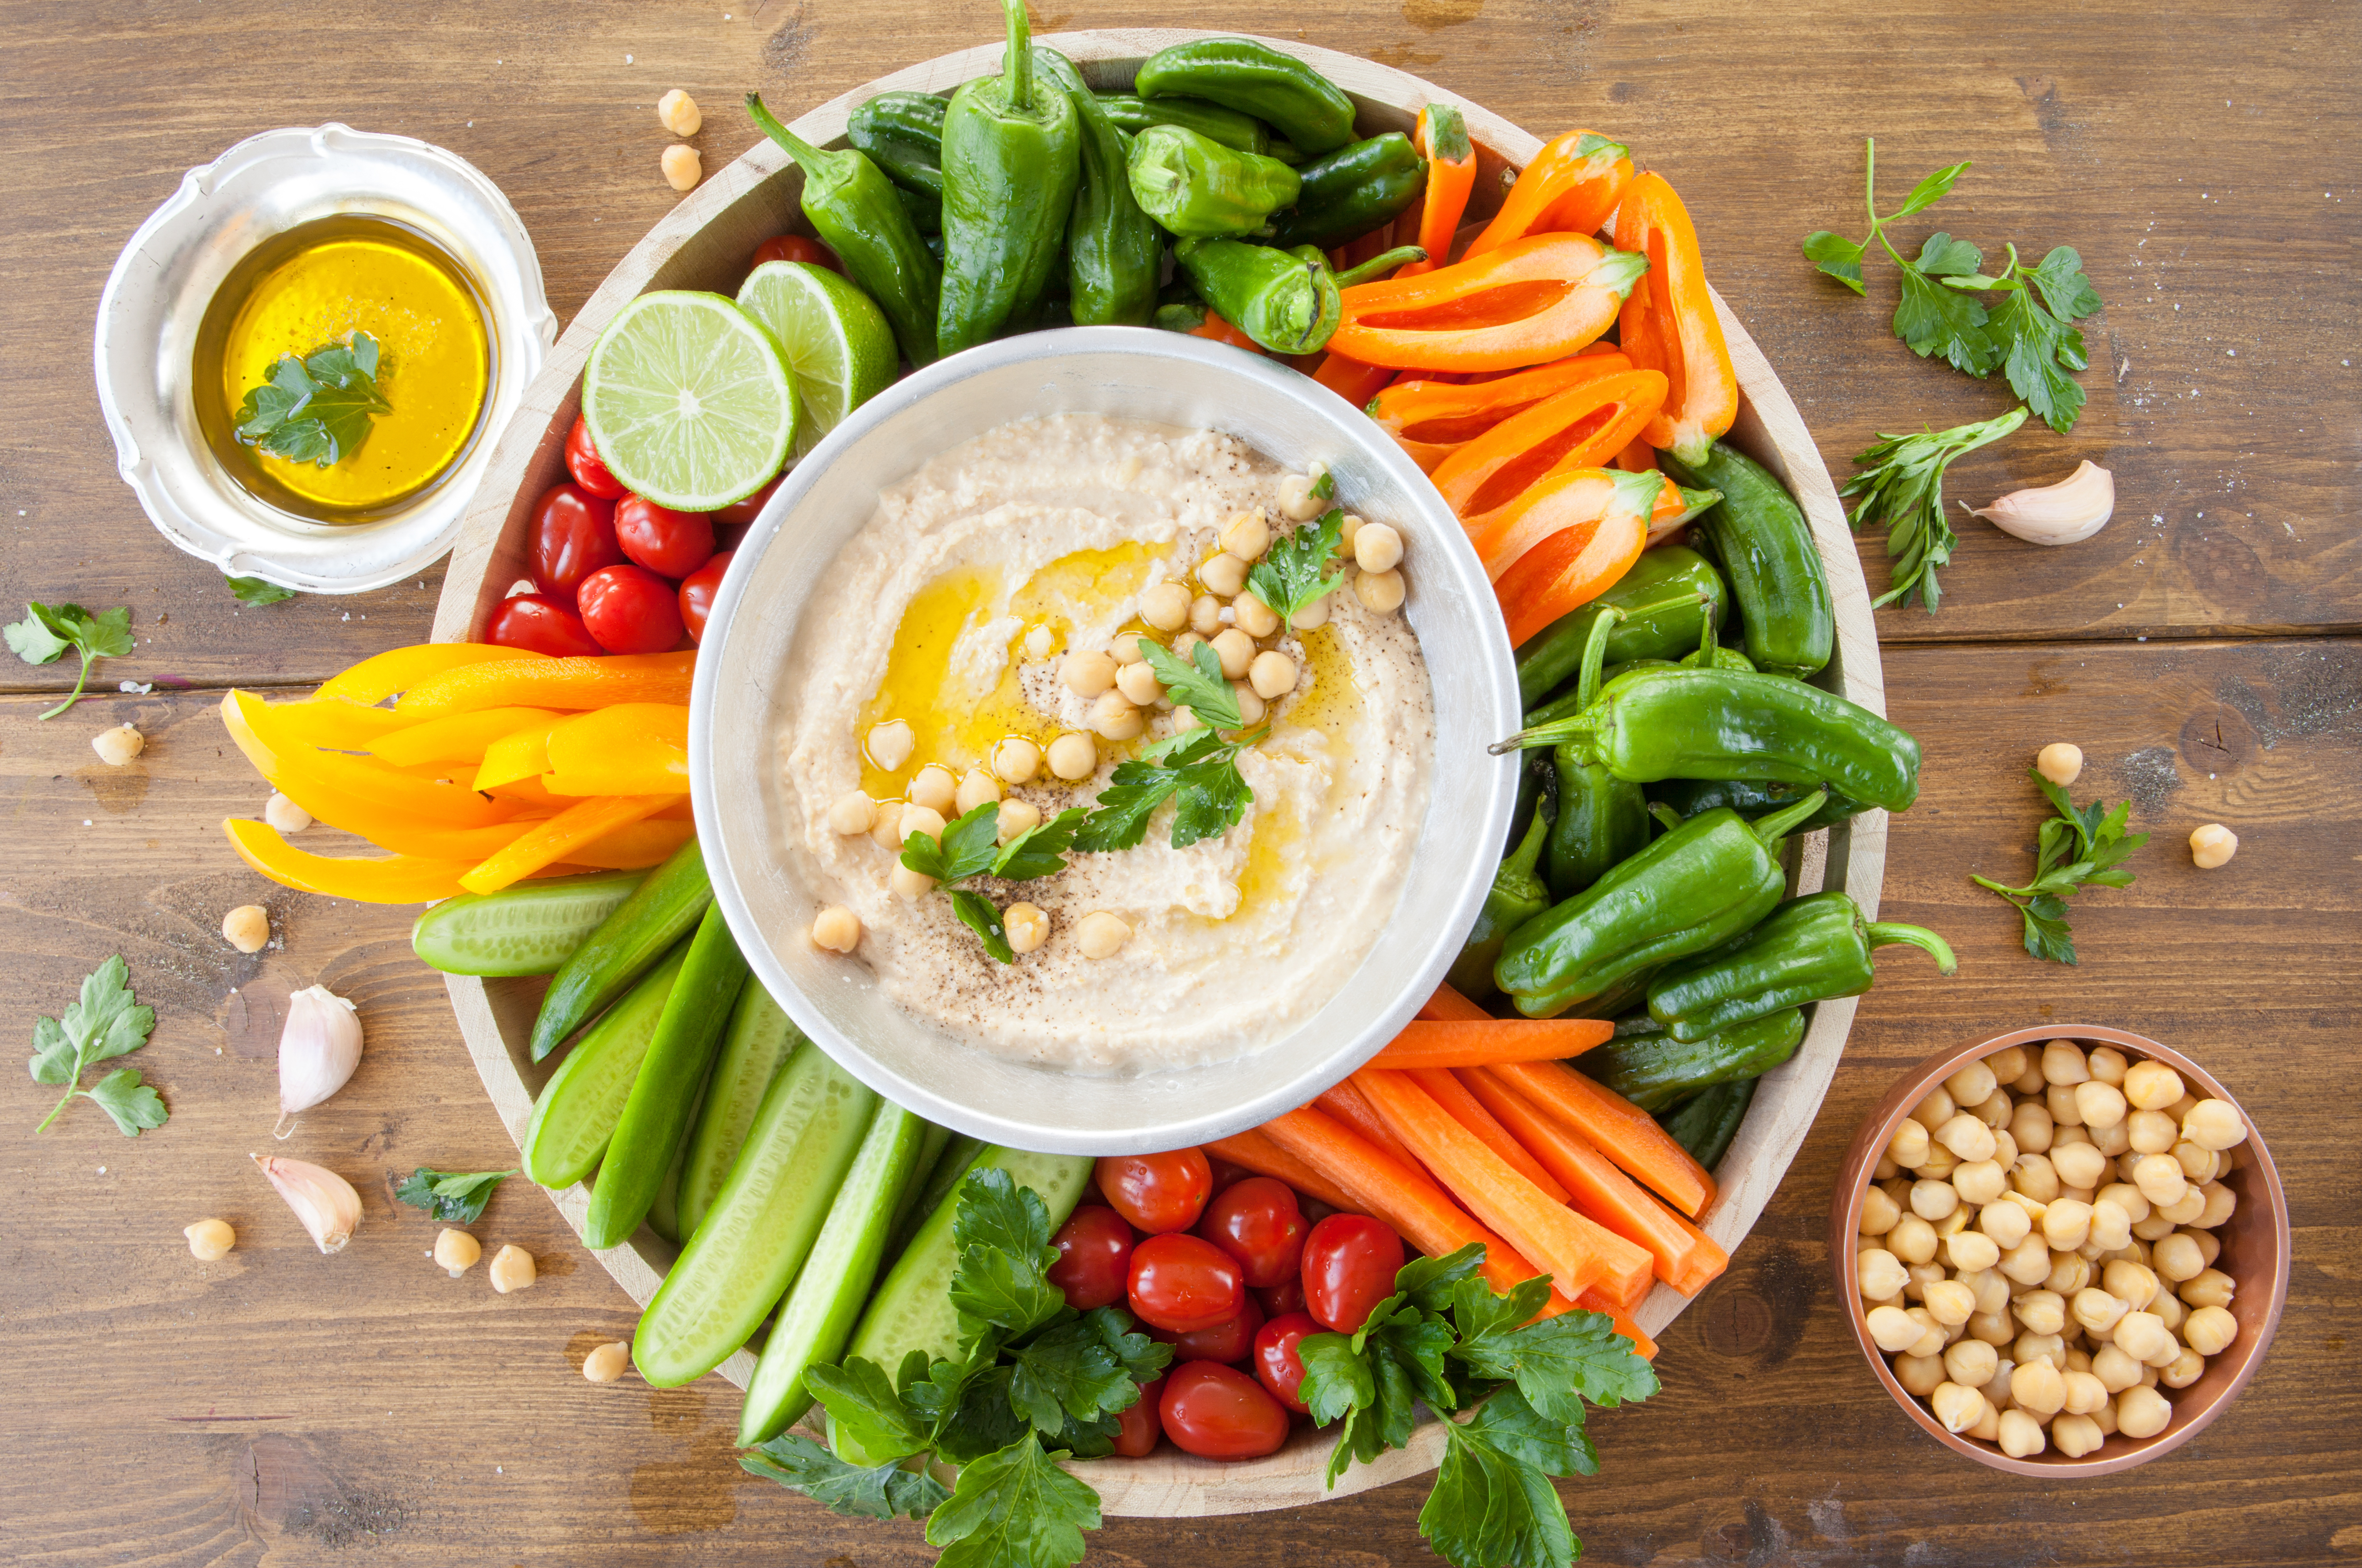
[775,413,1434,1071]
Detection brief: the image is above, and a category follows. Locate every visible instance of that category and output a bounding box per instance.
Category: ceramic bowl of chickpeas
[1832,1025,2288,1475]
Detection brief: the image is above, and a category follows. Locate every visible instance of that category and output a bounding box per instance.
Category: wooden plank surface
[1,1,2356,1565]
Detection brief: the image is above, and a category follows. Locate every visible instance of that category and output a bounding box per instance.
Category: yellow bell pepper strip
[369,707,562,768]
[1442,370,1670,569]
[563,817,698,869]
[223,818,479,904]
[1467,130,1633,257]
[1368,350,1634,473]
[263,699,419,749]
[394,651,697,719]
[474,721,562,792]
[1492,469,1662,649]
[314,643,545,706]
[1398,104,1478,279]
[1329,234,1648,373]
[541,704,691,796]
[460,794,678,895]
[222,691,526,829]
[483,775,563,808]
[1612,173,1738,466]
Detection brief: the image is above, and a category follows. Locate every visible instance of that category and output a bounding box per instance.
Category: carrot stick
[1488,1059,1716,1218]
[1370,1018,1613,1070]
[459,794,675,894]
[1575,1286,1658,1360]
[1354,1069,1648,1306]
[1419,982,1492,1023]
[394,652,697,718]
[1462,1067,1728,1296]
[1204,1131,1359,1214]
[1316,1081,1418,1165]
[1408,1068,1570,1203]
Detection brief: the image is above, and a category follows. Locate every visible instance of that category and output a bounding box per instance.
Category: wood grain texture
[1,1,2356,1564]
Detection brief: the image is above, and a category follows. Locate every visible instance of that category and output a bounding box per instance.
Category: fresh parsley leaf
[905,803,1084,963]
[394,1166,516,1224]
[1007,1317,1137,1437]
[1894,158,1973,218]
[1420,1390,1587,1568]
[1167,745,1255,848]
[2030,245,2103,321]
[948,889,1015,964]
[1987,282,2089,433]
[2020,894,2079,965]
[807,1356,933,1464]
[4,610,69,664]
[1297,1331,1376,1425]
[1075,728,1260,854]
[8,602,134,719]
[1365,1300,1461,1411]
[925,1432,1100,1568]
[1397,1242,1490,1315]
[1453,1307,1661,1425]
[1142,639,1243,730]
[1972,767,2148,965]
[1070,756,1183,853]
[934,1363,1032,1464]
[1446,1271,1554,1348]
[992,807,1088,881]
[233,331,392,468]
[1801,230,1866,293]
[949,1170,1067,1341]
[30,954,162,1135]
[1841,406,2030,611]
[1049,1408,1124,1460]
[225,574,297,606]
[1913,230,1984,278]
[84,1068,168,1136]
[1310,466,1337,501]
[1892,264,1997,376]
[1246,507,1346,629]
[738,1432,949,1520]
[1079,1305,1171,1385]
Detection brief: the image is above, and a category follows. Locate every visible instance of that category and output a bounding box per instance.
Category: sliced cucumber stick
[645,1062,712,1246]
[678,985,804,1240]
[530,838,711,1062]
[633,1047,878,1387]
[737,1100,929,1446]
[583,905,750,1251]
[891,1121,954,1241]
[521,943,688,1189]
[885,1131,984,1259]
[410,869,647,977]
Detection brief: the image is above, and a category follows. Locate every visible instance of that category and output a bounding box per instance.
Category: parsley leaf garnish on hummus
[1073,728,1260,854]
[1140,640,1241,730]
[901,803,1090,963]
[1249,506,1347,629]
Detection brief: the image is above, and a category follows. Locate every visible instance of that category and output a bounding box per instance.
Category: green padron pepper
[1659,1077,1755,1169]
[1097,93,1270,154]
[1448,763,1554,1001]
[1582,1008,1806,1113]
[1267,133,1428,250]
[1172,238,1335,354]
[1661,440,1835,678]
[1645,890,1957,1041]
[1127,125,1301,238]
[847,91,947,203]
[1133,37,1358,156]
[1517,544,1728,707]
[1647,776,1870,834]
[1037,50,1159,326]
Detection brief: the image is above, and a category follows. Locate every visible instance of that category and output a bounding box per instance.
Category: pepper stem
[1865,922,1960,975]
[1750,789,1829,846]
[745,93,827,173]
[1334,246,1428,289]
[1648,802,1684,834]
[1505,793,1550,877]
[1002,0,1033,108]
[1488,590,1711,755]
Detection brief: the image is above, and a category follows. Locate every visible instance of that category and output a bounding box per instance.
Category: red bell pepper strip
[1612,172,1739,465]
[1438,370,1670,563]
[1330,234,1646,372]
[1490,469,1662,647]
[1467,130,1633,256]
[1399,104,1478,278]
[1367,350,1634,472]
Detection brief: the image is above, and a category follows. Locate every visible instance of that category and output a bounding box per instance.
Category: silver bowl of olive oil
[95,124,557,593]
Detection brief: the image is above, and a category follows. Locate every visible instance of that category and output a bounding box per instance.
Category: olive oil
[193,215,491,521]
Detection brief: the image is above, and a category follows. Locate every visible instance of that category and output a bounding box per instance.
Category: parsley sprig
[1842,406,2029,611]
[1804,139,2103,433]
[226,574,298,606]
[1972,768,2147,965]
[1247,505,1347,629]
[234,330,392,467]
[741,1170,1172,1566]
[7,601,135,719]
[901,801,1089,962]
[394,1166,517,1224]
[1072,725,1261,854]
[28,955,166,1136]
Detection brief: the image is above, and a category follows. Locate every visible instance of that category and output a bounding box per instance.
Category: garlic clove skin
[1970,460,2115,546]
[252,1154,363,1254]
[274,985,363,1136]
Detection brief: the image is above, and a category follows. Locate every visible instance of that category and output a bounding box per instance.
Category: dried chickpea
[2051,1143,2108,1191]
[1991,1129,2020,1168]
[2009,1100,2055,1153]
[2013,1290,2067,1336]
[2091,1343,2145,1392]
[1232,588,1281,637]
[2012,1061,2050,1097]
[895,804,946,846]
[1274,473,1325,523]
[2047,1083,2087,1128]
[1944,1231,2001,1275]
[1047,732,1098,781]
[185,1218,236,1261]
[1860,1186,1902,1236]
[1963,1268,2010,1316]
[888,861,936,900]
[1140,581,1193,632]
[2130,1153,2189,1209]
[2042,1198,2094,1251]
[1887,1215,1937,1266]
[1930,1380,1985,1433]
[1914,1086,1957,1127]
[995,799,1041,844]
[2087,1198,2134,1252]
[1894,1352,1945,1397]
[2045,1251,2093,1297]
[2116,1385,2173,1439]
[1353,568,1406,614]
[1903,1262,1948,1303]
[2052,1412,2105,1457]
[1199,551,1249,598]
[1936,1113,1998,1162]
[1997,1409,2048,1458]
[827,790,878,836]
[992,737,1042,784]
[1223,509,1274,558]
[1923,1279,1976,1326]
[1866,1304,1922,1352]
[2070,1287,2129,1336]
[2182,1099,2247,1152]
[1290,591,1331,630]
[1985,1044,2030,1084]
[2011,1359,2067,1417]
[1003,902,1050,956]
[2103,1260,2160,1312]
[2180,1267,2235,1310]
[2061,1368,2110,1416]
[488,1244,537,1293]
[2012,1154,2061,1203]
[955,769,1002,816]
[2036,742,2084,786]
[1980,1201,2032,1250]
[2196,1182,2236,1228]
[2112,1310,2175,1365]
[2042,1040,2091,1085]
[2090,1117,2132,1158]
[2156,1186,2209,1227]
[2188,823,2238,869]
[1999,1235,2053,1286]
[1952,1159,2006,1206]
[2014,1331,2065,1372]
[2183,1303,2237,1357]
[811,905,860,953]
[1887,1118,1931,1167]
[2174,1141,2221,1184]
[661,144,701,192]
[1968,1308,2015,1347]
[265,792,313,833]
[1874,1155,1901,1181]
[657,89,702,135]
[584,1340,633,1383]
[92,723,144,766]
[1910,1178,1960,1222]
[1915,1143,1958,1181]
[1075,911,1131,959]
[2122,1060,2184,1111]
[434,1228,482,1278]
[1944,1338,2000,1389]
[2074,1080,2128,1131]
[1857,1248,1909,1301]
[1944,1059,1999,1108]
[908,765,957,816]
[2126,1108,2179,1156]
[2161,1347,2206,1389]
[867,799,905,849]
[1353,522,1404,573]
[1188,593,1223,637]
[223,904,271,953]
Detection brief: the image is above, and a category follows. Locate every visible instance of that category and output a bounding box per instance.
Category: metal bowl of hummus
[690,327,1519,1155]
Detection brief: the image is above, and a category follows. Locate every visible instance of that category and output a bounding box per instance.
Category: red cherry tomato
[1253,1310,1321,1415]
[577,563,686,653]
[1160,1294,1264,1365]
[752,234,844,274]
[1300,1213,1406,1333]
[1256,1275,1307,1319]
[1047,1204,1135,1311]
[1204,1155,1254,1197]
[1159,1362,1291,1460]
[528,482,624,599]
[1112,1375,1166,1458]
[613,495,716,580]
[1196,1176,1309,1289]
[1096,1150,1213,1235]
[485,592,604,657]
[564,415,627,498]
[1126,1232,1245,1333]
[716,475,781,526]
[678,550,735,644]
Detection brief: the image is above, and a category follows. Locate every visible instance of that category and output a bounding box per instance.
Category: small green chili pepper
[1658,1077,1756,1168]
[1582,1008,1805,1112]
[936,0,1081,357]
[847,91,947,201]
[1127,125,1302,238]
[1097,93,1270,154]
[1517,544,1728,707]
[1645,890,1957,1041]
[746,94,941,367]
[1646,777,1870,834]
[1267,132,1428,249]
[1541,593,1704,902]
[1133,37,1358,156]
[1038,50,1159,326]
[1661,440,1836,678]
[1448,763,1554,1001]
[892,183,941,236]
[1172,237,1336,354]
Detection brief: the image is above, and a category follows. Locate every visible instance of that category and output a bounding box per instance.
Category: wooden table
[4,2,2354,1563]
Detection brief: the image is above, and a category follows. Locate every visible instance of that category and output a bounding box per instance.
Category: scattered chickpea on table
[583,1340,634,1383]
[222,904,271,954]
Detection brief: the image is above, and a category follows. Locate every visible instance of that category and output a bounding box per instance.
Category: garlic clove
[1970,460,2115,546]
[274,985,363,1136]
[252,1154,363,1253]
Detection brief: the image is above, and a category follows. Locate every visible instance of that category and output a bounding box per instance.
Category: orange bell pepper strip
[1467,130,1633,256]
[1171,304,1264,356]
[1475,467,1660,590]
[541,704,691,796]
[315,643,545,706]
[222,691,526,829]
[564,816,697,869]
[459,793,677,895]
[1311,351,1397,408]
[1399,103,1478,279]
[1492,471,1659,648]
[1612,172,1738,465]
[1330,234,1646,372]
[1368,351,1633,473]
[223,818,480,904]
[1613,436,1658,474]
[394,651,697,719]
[367,707,561,768]
[1441,372,1669,562]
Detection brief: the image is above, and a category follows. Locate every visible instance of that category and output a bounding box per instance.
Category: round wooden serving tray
[430,30,1887,1517]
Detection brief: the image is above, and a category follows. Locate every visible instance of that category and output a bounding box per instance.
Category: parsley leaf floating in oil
[394,1166,518,1225]
[900,802,1090,963]
[1972,767,2148,965]
[7,601,134,719]
[1841,406,2028,612]
[234,330,393,467]
[29,954,165,1137]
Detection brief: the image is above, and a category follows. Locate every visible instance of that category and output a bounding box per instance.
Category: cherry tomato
[564,415,627,499]
[1256,1276,1307,1319]
[678,550,735,644]
[1252,1310,1322,1415]
[1111,1375,1166,1458]
[1159,1362,1290,1460]
[752,234,844,274]
[1300,1213,1405,1333]
[715,475,781,526]
[527,482,624,599]
[1204,1155,1254,1197]
[1126,1232,1244,1333]
[1047,1204,1135,1311]
[1158,1294,1263,1365]
[1196,1176,1309,1289]
[577,563,686,653]
[1096,1150,1213,1235]
[613,495,716,580]
[485,592,604,657]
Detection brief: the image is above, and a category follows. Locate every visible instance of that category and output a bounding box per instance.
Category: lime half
[736,261,898,460]
[582,290,797,511]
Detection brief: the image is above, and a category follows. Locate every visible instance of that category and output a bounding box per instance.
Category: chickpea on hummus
[774,414,1433,1071]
